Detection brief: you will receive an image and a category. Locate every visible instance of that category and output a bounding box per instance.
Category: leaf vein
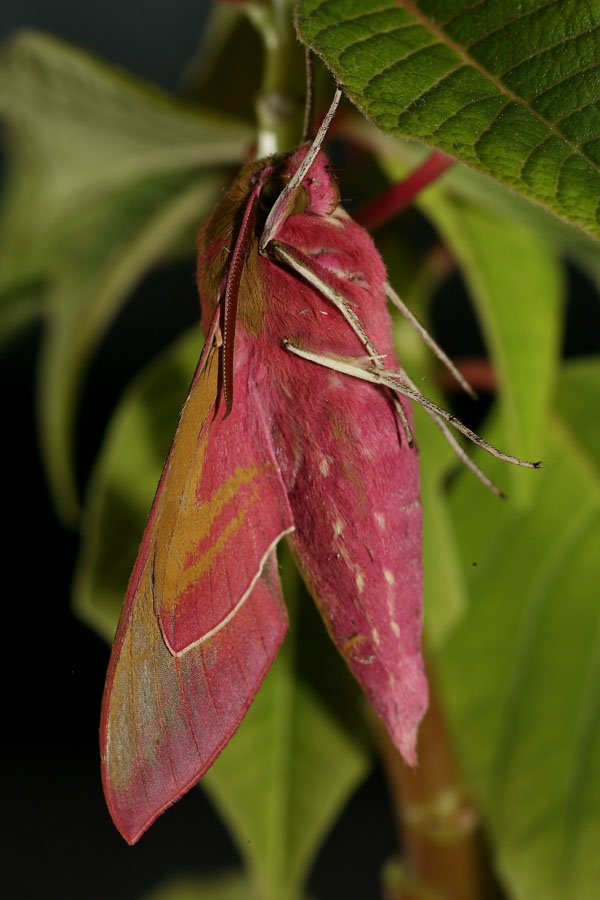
[427,94,505,141]
[518,134,554,180]
[555,93,600,125]
[498,21,600,80]
[362,39,444,94]
[394,63,466,120]
[337,24,423,63]
[530,59,600,108]
[396,1,600,178]
[471,99,512,154]
[466,0,566,53]
[308,1,396,39]
[439,0,488,30]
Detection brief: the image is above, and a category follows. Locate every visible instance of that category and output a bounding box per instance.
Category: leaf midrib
[398,0,600,178]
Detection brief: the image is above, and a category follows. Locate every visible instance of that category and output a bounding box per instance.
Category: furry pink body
[101,148,427,844]
[236,152,424,761]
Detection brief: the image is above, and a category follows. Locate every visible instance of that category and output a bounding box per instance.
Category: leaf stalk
[245,0,307,156]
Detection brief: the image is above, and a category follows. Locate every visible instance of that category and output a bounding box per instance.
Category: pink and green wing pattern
[102,145,428,844]
[100,337,294,844]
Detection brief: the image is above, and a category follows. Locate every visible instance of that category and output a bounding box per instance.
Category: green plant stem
[245,0,307,156]
[374,654,486,900]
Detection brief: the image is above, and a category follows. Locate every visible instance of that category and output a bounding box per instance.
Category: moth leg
[283,339,540,476]
[269,242,378,356]
[385,281,476,399]
[388,364,506,497]
[269,240,414,446]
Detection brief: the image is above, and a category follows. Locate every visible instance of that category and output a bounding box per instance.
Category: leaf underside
[0,31,253,521]
[296,0,600,241]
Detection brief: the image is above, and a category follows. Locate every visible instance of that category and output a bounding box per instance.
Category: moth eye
[288,184,309,216]
[258,176,290,216]
[257,177,309,223]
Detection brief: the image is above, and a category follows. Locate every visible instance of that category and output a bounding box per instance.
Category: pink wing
[280,377,427,764]
[256,177,428,764]
[101,335,294,843]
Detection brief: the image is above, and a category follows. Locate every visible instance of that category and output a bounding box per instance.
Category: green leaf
[0,30,254,519]
[75,332,372,900]
[555,357,600,470]
[142,870,316,900]
[344,117,600,281]
[0,286,43,352]
[38,172,219,523]
[436,359,600,899]
[141,871,261,900]
[390,295,468,648]
[419,192,564,502]
[416,401,469,647]
[204,547,371,900]
[0,30,252,252]
[74,328,202,641]
[297,0,600,241]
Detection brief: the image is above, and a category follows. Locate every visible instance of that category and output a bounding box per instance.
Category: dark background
[0,4,400,899]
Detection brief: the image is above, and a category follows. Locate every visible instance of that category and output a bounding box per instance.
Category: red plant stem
[437,358,496,394]
[375,653,487,900]
[355,151,455,231]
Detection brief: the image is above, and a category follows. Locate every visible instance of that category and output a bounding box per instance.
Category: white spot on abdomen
[384,569,395,586]
[375,513,386,531]
[356,572,365,593]
[319,457,330,476]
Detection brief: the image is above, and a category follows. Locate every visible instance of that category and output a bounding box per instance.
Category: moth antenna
[287,85,342,194]
[221,185,260,416]
[301,47,315,144]
[385,281,477,399]
[260,86,343,253]
[282,341,541,473]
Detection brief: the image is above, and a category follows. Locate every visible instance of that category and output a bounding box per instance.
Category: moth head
[257,173,308,230]
[258,149,339,225]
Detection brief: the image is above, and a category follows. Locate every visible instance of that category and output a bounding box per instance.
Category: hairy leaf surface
[297,0,600,240]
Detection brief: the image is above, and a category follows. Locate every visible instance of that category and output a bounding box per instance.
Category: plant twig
[245,0,307,155]
[374,654,485,900]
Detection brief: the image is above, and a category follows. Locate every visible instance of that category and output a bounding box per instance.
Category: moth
[101,88,536,844]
